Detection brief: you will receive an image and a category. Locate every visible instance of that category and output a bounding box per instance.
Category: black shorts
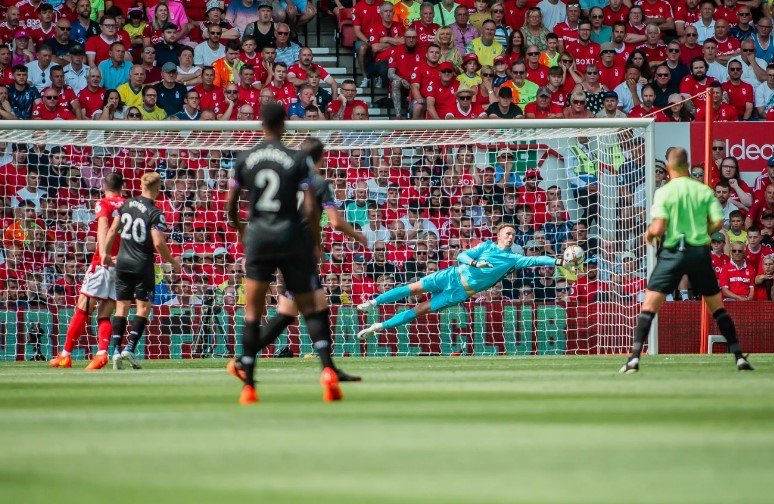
[647,245,720,297]
[245,249,319,295]
[277,271,322,300]
[115,267,156,303]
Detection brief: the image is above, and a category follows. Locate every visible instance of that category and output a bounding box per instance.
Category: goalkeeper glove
[472,260,493,269]
[555,258,579,274]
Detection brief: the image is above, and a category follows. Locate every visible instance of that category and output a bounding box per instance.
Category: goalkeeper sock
[713,308,743,359]
[96,317,111,353]
[631,311,655,359]
[256,314,295,350]
[124,316,148,353]
[382,308,418,330]
[240,320,261,387]
[110,316,127,355]
[375,284,412,305]
[305,309,334,370]
[63,308,88,353]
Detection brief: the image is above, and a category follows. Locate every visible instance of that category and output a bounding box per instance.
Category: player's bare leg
[259,291,362,382]
[85,299,115,371]
[228,278,270,404]
[357,281,426,339]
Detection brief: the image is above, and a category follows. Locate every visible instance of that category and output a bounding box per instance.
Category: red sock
[63,308,88,353]
[97,318,112,353]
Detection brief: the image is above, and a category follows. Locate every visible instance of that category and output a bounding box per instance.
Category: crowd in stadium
[1,0,774,312]
[0,0,768,120]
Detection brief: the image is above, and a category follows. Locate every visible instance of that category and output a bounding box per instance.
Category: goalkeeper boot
[120,350,142,369]
[336,368,362,382]
[320,367,343,402]
[239,384,258,405]
[619,357,639,374]
[357,322,383,340]
[737,355,754,371]
[356,299,376,312]
[85,353,108,371]
[49,353,71,368]
[226,358,248,384]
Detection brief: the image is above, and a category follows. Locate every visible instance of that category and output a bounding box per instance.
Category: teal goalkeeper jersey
[457,241,557,292]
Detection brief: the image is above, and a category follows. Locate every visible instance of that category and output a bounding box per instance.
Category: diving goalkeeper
[356,223,582,339]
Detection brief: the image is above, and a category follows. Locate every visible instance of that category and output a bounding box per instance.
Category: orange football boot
[85,353,108,371]
[239,385,258,405]
[320,367,343,402]
[49,353,72,368]
[226,358,247,383]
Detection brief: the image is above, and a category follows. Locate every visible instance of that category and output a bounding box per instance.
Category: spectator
[713,18,741,65]
[307,68,332,112]
[194,66,224,114]
[572,64,608,114]
[97,42,131,89]
[11,30,34,67]
[523,44,549,86]
[679,25,703,66]
[626,49,652,81]
[400,200,439,242]
[434,25,462,68]
[445,83,486,119]
[691,0,715,44]
[553,2,580,47]
[362,206,390,248]
[754,64,774,119]
[225,0,262,36]
[564,89,594,118]
[486,86,523,119]
[45,17,76,65]
[695,81,739,122]
[502,61,538,109]
[388,28,422,119]
[709,231,730,278]
[409,43,441,118]
[194,23,225,67]
[525,85,563,118]
[754,17,774,63]
[138,85,167,120]
[7,64,39,119]
[27,45,55,92]
[587,7,610,44]
[565,19,600,73]
[253,45,276,86]
[85,15,129,68]
[154,61,187,116]
[531,265,556,301]
[62,45,88,94]
[541,199,573,246]
[116,64,144,108]
[288,47,338,97]
[628,84,668,120]
[503,29,525,67]
[596,42,624,91]
[10,170,46,212]
[753,158,774,202]
[595,90,626,118]
[274,23,301,66]
[663,93,693,122]
[720,243,755,301]
[680,57,718,110]
[754,256,774,300]
[154,22,184,68]
[746,187,774,230]
[714,182,736,225]
[32,86,76,120]
[138,46,161,85]
[466,19,502,67]
[169,89,201,120]
[727,209,747,243]
[663,40,689,84]
[212,41,242,88]
[722,60,754,121]
[267,61,297,110]
[367,240,400,278]
[652,64,677,108]
[701,38,727,83]
[613,65,643,113]
[77,67,105,118]
[425,61,459,119]
[241,3,275,48]
[745,227,773,273]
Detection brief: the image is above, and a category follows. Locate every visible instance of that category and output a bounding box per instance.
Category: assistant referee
[621,147,754,373]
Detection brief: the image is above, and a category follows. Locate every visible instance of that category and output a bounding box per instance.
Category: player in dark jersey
[226,103,343,404]
[102,172,181,370]
[49,172,125,371]
[250,138,368,382]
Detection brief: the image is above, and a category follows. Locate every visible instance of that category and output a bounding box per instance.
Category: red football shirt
[268,81,297,109]
[719,261,755,297]
[326,98,369,119]
[352,0,383,31]
[746,245,774,272]
[564,40,600,73]
[602,5,629,25]
[287,62,331,82]
[679,75,717,107]
[722,80,754,118]
[410,61,441,98]
[90,195,126,267]
[598,62,626,90]
[639,0,673,22]
[628,105,669,121]
[78,86,106,119]
[525,64,549,86]
[31,103,76,120]
[711,252,729,278]
[388,44,423,81]
[524,101,563,118]
[694,103,738,122]
[427,80,459,118]
[553,22,579,45]
[714,37,741,58]
[637,43,668,64]
[409,20,439,52]
[194,85,225,114]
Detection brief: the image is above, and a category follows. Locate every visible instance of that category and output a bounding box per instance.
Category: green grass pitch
[2,355,773,503]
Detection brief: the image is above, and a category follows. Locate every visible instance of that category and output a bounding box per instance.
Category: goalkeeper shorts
[421,267,470,312]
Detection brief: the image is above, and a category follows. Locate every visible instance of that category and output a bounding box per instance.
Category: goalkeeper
[356,223,581,339]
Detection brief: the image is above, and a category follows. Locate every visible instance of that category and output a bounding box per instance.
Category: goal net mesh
[0,122,651,360]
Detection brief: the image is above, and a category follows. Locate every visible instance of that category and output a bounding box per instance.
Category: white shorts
[80,265,117,301]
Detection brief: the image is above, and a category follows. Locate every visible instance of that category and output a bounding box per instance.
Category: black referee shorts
[647,245,721,297]
[115,267,156,303]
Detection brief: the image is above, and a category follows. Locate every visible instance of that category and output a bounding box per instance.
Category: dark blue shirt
[154,82,187,116]
[8,84,40,119]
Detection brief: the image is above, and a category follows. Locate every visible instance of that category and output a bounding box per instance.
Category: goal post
[0,118,655,361]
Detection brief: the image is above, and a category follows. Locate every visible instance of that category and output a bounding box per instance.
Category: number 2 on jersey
[120,213,147,243]
[255,169,281,211]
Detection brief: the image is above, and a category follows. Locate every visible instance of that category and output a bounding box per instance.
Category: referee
[621,147,754,373]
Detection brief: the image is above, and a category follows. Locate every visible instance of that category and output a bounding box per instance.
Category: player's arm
[152,229,181,273]
[226,183,244,240]
[101,216,121,267]
[646,218,666,244]
[325,206,368,247]
[457,242,491,268]
[304,185,323,258]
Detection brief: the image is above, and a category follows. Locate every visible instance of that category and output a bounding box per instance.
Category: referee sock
[124,316,148,353]
[382,308,418,330]
[110,316,127,355]
[713,309,743,359]
[305,309,334,370]
[256,314,296,350]
[631,311,656,359]
[375,285,412,305]
[240,320,261,387]
[63,308,88,353]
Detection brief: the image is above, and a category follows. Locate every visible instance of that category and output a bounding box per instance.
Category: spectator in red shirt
[680,57,717,108]
[445,84,486,119]
[720,243,755,300]
[327,78,368,119]
[637,23,667,67]
[639,0,674,32]
[77,66,105,118]
[86,14,129,67]
[745,227,773,272]
[524,44,548,86]
[554,2,580,47]
[28,2,56,45]
[603,0,629,26]
[353,0,385,86]
[712,18,741,64]
[287,47,338,97]
[524,85,564,118]
[388,27,421,119]
[695,81,739,121]
[32,87,76,119]
[266,61,297,110]
[722,60,754,120]
[746,189,774,229]
[565,19,600,73]
[628,84,669,120]
[597,42,626,90]
[409,43,442,119]
[753,159,774,202]
[753,255,774,300]
[710,231,729,278]
[425,60,458,119]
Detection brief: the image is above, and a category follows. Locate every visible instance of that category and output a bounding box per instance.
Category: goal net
[0,119,654,361]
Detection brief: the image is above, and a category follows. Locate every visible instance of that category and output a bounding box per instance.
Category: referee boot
[619,357,640,374]
[737,355,754,371]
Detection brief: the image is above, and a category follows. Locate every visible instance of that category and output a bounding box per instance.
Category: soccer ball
[563,245,584,264]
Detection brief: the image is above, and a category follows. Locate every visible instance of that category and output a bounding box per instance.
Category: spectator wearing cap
[516,168,547,211]
[524,85,563,118]
[446,83,487,119]
[502,61,538,109]
[62,44,88,93]
[123,7,147,48]
[709,231,729,278]
[154,22,185,68]
[44,17,77,65]
[13,30,35,66]
[486,86,523,118]
[195,1,239,42]
[596,90,626,118]
[467,20,503,67]
[241,3,275,49]
[493,149,521,187]
[8,65,40,119]
[597,42,625,91]
[425,61,459,119]
[752,157,774,202]
[491,55,509,86]
[97,42,131,89]
[154,61,187,115]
